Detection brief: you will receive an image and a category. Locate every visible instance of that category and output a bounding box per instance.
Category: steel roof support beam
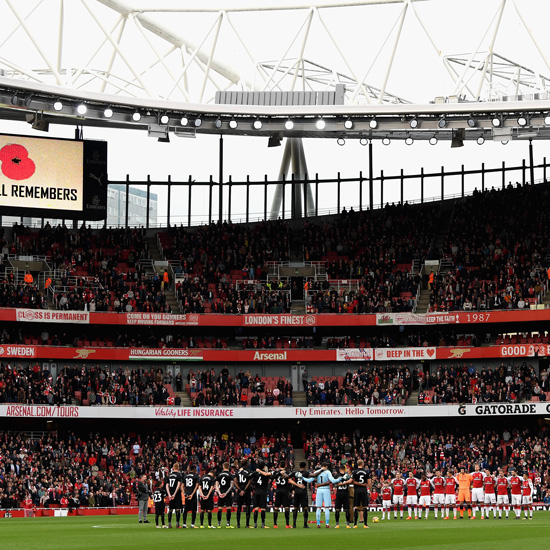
[377,2,408,103]
[5,0,63,85]
[100,13,127,93]
[81,0,153,97]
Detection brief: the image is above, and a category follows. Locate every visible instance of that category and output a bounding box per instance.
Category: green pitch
[3,513,550,550]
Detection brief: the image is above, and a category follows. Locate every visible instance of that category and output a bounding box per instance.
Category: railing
[8,253,51,262]
[138,258,154,273]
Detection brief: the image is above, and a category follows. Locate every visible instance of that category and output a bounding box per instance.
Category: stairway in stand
[407,390,419,405]
[415,289,431,314]
[146,235,182,314]
[292,391,307,406]
[175,392,193,406]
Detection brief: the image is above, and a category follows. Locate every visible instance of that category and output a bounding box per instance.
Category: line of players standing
[151,458,372,529]
[380,466,535,521]
[149,460,536,529]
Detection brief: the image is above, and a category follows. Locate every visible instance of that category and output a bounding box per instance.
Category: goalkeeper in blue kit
[303,462,342,528]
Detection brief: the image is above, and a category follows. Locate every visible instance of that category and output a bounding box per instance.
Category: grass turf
[2,512,550,550]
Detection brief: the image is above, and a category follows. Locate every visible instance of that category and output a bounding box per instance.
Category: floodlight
[77,104,87,115]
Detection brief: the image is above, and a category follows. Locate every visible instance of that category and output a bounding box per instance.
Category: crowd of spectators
[303,362,549,406]
[1,361,548,408]
[422,361,548,404]
[306,272,418,314]
[302,202,439,313]
[161,219,290,281]
[176,275,291,314]
[433,183,550,312]
[305,365,412,406]
[54,270,172,313]
[0,364,171,407]
[184,368,294,407]
[0,429,294,510]
[14,224,150,271]
[0,279,47,309]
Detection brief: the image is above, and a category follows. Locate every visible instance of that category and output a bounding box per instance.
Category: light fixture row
[14,94,550,132]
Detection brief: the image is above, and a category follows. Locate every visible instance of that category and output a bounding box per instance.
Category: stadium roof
[0,0,549,143]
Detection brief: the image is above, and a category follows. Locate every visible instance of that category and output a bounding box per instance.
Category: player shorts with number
[471,489,484,503]
[433,494,445,505]
[169,494,183,509]
[457,490,471,503]
[405,495,418,505]
[184,495,197,512]
[274,491,290,508]
[521,495,532,505]
[218,493,232,508]
[484,493,496,504]
[444,494,456,505]
[392,494,404,505]
[237,492,251,508]
[418,496,430,507]
[382,499,392,509]
[496,495,509,505]
[354,490,368,508]
[511,495,521,506]
[253,491,268,509]
[294,492,308,510]
[201,496,214,511]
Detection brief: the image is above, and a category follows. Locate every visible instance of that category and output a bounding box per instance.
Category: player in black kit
[252,460,272,528]
[291,462,310,528]
[334,464,353,528]
[182,464,200,528]
[153,479,168,528]
[199,469,216,529]
[352,459,370,529]
[165,463,182,528]
[215,462,234,528]
[273,460,303,529]
[234,459,253,528]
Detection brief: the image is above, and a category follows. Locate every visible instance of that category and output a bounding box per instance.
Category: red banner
[0,308,546,327]
[0,344,547,362]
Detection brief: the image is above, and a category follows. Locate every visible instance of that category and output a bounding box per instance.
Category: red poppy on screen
[0,143,36,180]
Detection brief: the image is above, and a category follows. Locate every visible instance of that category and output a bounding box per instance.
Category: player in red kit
[470,464,485,519]
[508,467,522,519]
[405,471,420,520]
[391,472,405,519]
[496,470,510,519]
[418,475,432,520]
[381,479,392,521]
[482,470,497,519]
[443,470,458,520]
[431,470,446,519]
[521,473,534,520]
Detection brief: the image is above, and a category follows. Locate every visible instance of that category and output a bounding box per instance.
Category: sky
[0,0,549,225]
